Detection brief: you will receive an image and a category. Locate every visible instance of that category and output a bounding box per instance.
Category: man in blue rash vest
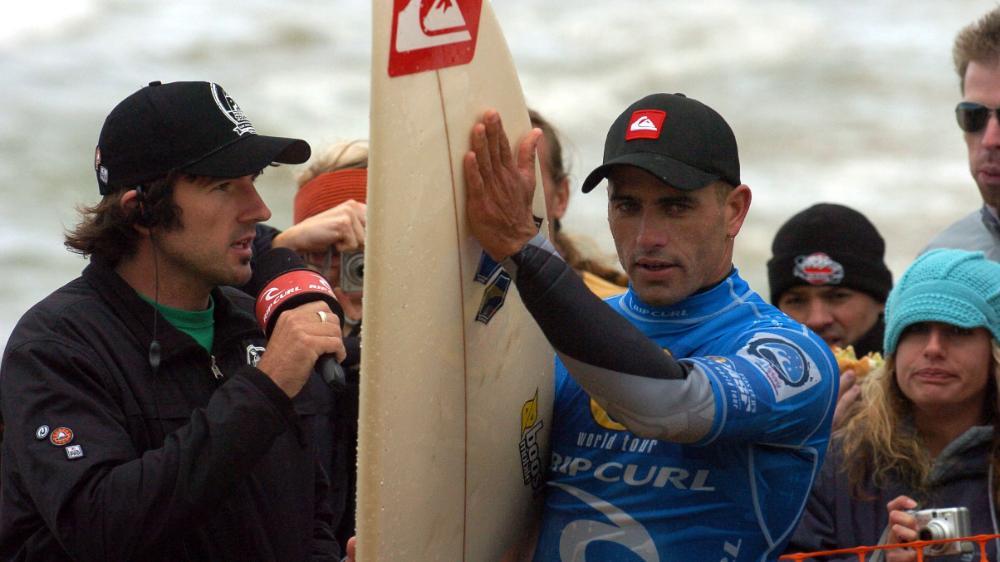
[463,93,838,562]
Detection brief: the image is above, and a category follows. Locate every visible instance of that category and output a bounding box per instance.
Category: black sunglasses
[955,101,1000,133]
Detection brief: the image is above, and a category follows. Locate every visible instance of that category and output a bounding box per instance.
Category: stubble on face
[963,60,1000,209]
[607,168,737,307]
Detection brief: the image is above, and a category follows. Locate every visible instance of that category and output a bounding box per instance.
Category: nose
[803,300,834,331]
[237,176,272,223]
[921,326,947,358]
[634,210,667,250]
[982,112,1000,148]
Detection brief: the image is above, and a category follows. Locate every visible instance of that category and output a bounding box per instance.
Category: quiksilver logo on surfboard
[388,0,482,76]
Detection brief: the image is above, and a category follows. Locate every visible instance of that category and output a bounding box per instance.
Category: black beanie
[768,203,892,304]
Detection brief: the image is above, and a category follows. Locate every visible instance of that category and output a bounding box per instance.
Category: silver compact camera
[340,250,365,293]
[909,507,972,557]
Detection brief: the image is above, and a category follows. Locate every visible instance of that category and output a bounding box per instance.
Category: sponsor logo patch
[65,444,84,460]
[473,252,510,324]
[625,109,667,141]
[50,427,74,446]
[35,425,50,440]
[589,398,628,431]
[737,334,821,402]
[518,389,545,494]
[793,252,844,286]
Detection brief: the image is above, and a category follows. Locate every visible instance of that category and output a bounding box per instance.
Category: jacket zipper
[210,355,224,380]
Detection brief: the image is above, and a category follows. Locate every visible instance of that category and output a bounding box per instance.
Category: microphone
[245,247,347,391]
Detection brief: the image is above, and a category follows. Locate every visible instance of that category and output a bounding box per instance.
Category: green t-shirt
[138,293,215,352]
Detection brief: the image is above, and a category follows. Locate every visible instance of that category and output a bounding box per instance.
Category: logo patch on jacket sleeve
[65,445,85,460]
[49,427,74,446]
[625,110,667,140]
[35,425,50,440]
[737,334,820,402]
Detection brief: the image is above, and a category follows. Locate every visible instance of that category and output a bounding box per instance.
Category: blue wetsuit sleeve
[683,327,838,446]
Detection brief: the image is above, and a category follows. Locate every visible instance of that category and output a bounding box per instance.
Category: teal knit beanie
[883,249,1000,354]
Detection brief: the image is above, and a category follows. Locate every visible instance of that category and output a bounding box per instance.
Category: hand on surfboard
[464,109,542,261]
[273,200,367,254]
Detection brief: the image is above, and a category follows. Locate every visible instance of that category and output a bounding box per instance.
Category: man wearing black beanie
[768,203,892,356]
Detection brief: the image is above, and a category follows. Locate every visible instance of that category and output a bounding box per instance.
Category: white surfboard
[357,0,554,560]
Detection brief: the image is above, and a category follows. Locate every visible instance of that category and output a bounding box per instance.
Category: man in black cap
[463,95,837,560]
[768,203,892,356]
[0,81,345,560]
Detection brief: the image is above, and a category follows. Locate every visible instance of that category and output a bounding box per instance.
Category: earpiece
[135,185,153,226]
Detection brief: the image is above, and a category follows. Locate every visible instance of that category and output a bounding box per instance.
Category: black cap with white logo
[95,81,311,194]
[581,93,740,192]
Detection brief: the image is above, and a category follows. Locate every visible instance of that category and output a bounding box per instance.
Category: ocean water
[1,0,994,350]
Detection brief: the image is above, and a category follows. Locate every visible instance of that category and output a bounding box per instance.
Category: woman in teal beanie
[787,249,1000,561]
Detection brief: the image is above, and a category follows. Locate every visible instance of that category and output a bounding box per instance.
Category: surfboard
[357,0,554,560]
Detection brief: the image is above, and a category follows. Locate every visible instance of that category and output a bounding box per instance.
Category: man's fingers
[484,110,508,172]
[464,151,485,201]
[470,121,495,181]
[518,128,542,192]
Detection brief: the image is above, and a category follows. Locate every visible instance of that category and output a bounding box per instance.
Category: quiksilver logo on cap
[210,83,256,136]
[625,109,667,141]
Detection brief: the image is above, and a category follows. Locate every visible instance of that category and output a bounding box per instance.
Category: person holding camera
[256,140,368,333]
[786,248,1000,561]
[252,139,368,551]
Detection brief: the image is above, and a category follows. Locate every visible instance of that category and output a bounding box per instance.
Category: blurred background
[1,0,994,349]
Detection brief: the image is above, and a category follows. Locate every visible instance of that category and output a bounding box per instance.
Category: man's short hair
[954,7,1000,92]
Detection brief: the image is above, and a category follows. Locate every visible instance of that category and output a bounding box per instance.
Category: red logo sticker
[50,427,74,446]
[625,110,667,141]
[388,0,483,77]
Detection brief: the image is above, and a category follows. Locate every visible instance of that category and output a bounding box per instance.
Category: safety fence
[780,533,1000,561]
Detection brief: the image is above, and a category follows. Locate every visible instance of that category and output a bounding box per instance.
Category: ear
[724,184,752,238]
[119,189,149,233]
[550,176,570,221]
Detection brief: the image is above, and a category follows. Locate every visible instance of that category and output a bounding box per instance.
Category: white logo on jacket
[246,344,265,367]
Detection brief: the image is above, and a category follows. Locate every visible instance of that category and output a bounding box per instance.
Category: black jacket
[786,426,999,562]
[0,261,339,561]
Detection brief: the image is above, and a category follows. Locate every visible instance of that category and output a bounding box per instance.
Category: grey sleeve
[504,233,715,442]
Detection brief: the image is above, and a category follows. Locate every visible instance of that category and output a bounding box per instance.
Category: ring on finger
[316,310,328,323]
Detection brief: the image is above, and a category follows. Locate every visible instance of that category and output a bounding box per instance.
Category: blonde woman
[787,249,1000,561]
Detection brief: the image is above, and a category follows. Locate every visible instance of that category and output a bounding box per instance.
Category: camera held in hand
[908,507,972,557]
[340,250,364,293]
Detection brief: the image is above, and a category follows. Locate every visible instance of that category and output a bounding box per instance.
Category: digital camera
[909,506,972,557]
[340,250,365,293]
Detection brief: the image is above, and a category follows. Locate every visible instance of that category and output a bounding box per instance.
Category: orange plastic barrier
[780,533,1000,561]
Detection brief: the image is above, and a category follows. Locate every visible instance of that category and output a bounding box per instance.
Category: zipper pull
[210,355,224,380]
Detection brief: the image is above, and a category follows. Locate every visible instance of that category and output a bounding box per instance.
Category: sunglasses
[955,101,1000,133]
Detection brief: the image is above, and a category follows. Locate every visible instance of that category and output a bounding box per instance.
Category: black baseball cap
[95,81,311,194]
[581,93,740,193]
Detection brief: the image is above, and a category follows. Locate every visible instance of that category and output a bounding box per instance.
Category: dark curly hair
[65,171,187,266]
